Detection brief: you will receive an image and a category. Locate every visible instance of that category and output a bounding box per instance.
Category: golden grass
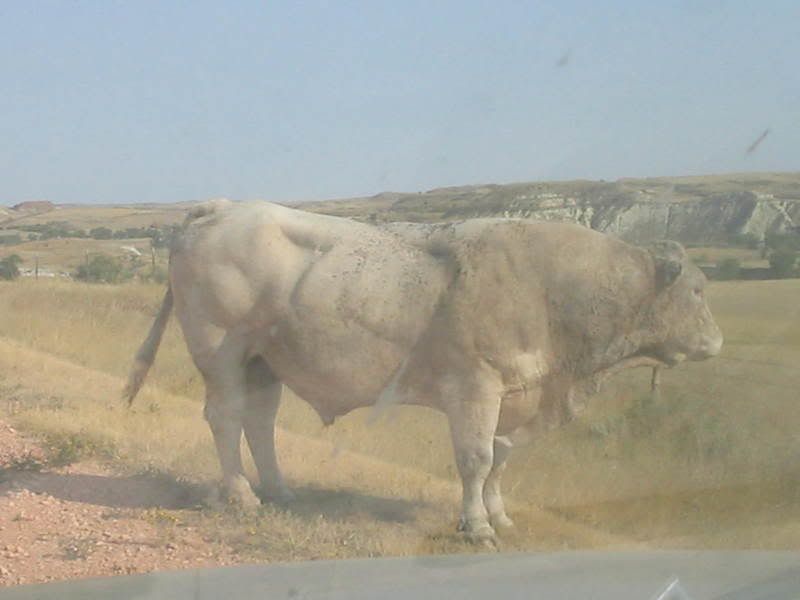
[0,337,634,558]
[1,238,168,273]
[0,278,799,550]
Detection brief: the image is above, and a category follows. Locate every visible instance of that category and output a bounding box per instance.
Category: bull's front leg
[445,376,503,544]
[483,435,514,530]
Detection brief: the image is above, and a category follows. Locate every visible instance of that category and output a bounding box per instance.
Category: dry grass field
[0,283,636,585]
[685,246,766,268]
[0,275,799,565]
[0,203,184,278]
[0,204,188,230]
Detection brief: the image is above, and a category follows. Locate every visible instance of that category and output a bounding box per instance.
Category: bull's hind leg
[201,338,261,509]
[243,357,294,503]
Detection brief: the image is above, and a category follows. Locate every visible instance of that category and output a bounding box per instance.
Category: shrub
[729,233,760,249]
[0,254,22,280]
[21,221,85,239]
[113,227,153,239]
[765,233,800,252]
[46,431,115,466]
[0,234,22,245]
[715,258,741,280]
[74,254,131,283]
[89,226,113,240]
[769,250,797,279]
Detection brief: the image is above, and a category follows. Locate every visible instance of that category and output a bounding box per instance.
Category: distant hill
[298,172,800,244]
[11,200,54,212]
[2,173,799,245]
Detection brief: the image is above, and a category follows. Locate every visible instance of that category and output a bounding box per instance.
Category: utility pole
[34,255,39,280]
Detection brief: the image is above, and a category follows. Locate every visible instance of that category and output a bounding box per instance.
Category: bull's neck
[575,293,660,378]
[584,330,649,376]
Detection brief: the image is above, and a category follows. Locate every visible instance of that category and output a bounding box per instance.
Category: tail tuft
[123,359,150,405]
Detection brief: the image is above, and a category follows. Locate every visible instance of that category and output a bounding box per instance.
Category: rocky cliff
[301,172,800,244]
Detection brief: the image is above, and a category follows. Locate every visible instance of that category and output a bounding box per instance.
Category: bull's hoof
[222,476,262,510]
[230,489,262,509]
[457,518,498,547]
[490,512,515,530]
[256,485,296,504]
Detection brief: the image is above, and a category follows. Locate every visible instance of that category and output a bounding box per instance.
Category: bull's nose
[695,333,723,359]
[706,334,723,357]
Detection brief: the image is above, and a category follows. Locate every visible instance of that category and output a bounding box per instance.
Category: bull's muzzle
[691,329,723,360]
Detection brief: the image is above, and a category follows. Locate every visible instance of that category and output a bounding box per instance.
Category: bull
[124,200,722,542]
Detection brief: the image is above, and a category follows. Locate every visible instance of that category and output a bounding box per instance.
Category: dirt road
[0,420,237,586]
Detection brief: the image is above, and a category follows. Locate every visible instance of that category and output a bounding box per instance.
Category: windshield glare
[1,1,799,592]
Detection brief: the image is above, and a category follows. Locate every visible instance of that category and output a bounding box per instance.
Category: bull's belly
[496,385,543,436]
[251,320,410,422]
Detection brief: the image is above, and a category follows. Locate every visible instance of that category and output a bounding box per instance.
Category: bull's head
[641,241,723,365]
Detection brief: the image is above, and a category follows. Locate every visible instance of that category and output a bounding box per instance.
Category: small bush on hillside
[6,451,46,472]
[0,233,22,245]
[769,250,797,279]
[587,393,734,465]
[0,254,22,280]
[716,258,742,280]
[728,232,761,249]
[46,431,116,466]
[765,233,800,253]
[19,221,85,239]
[112,226,157,239]
[74,254,132,283]
[89,226,113,240]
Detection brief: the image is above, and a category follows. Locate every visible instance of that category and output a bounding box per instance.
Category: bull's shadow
[1,469,424,523]
[273,484,425,524]
[0,469,207,509]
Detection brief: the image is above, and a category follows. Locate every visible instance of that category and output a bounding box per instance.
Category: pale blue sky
[1,1,798,204]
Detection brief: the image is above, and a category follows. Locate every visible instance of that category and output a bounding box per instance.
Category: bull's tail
[122,287,174,405]
[122,199,230,405]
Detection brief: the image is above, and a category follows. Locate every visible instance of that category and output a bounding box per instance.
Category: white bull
[124,200,722,542]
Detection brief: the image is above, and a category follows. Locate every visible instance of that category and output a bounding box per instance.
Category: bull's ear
[648,240,685,290]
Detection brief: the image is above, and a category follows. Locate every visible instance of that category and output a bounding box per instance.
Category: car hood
[2,551,799,600]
